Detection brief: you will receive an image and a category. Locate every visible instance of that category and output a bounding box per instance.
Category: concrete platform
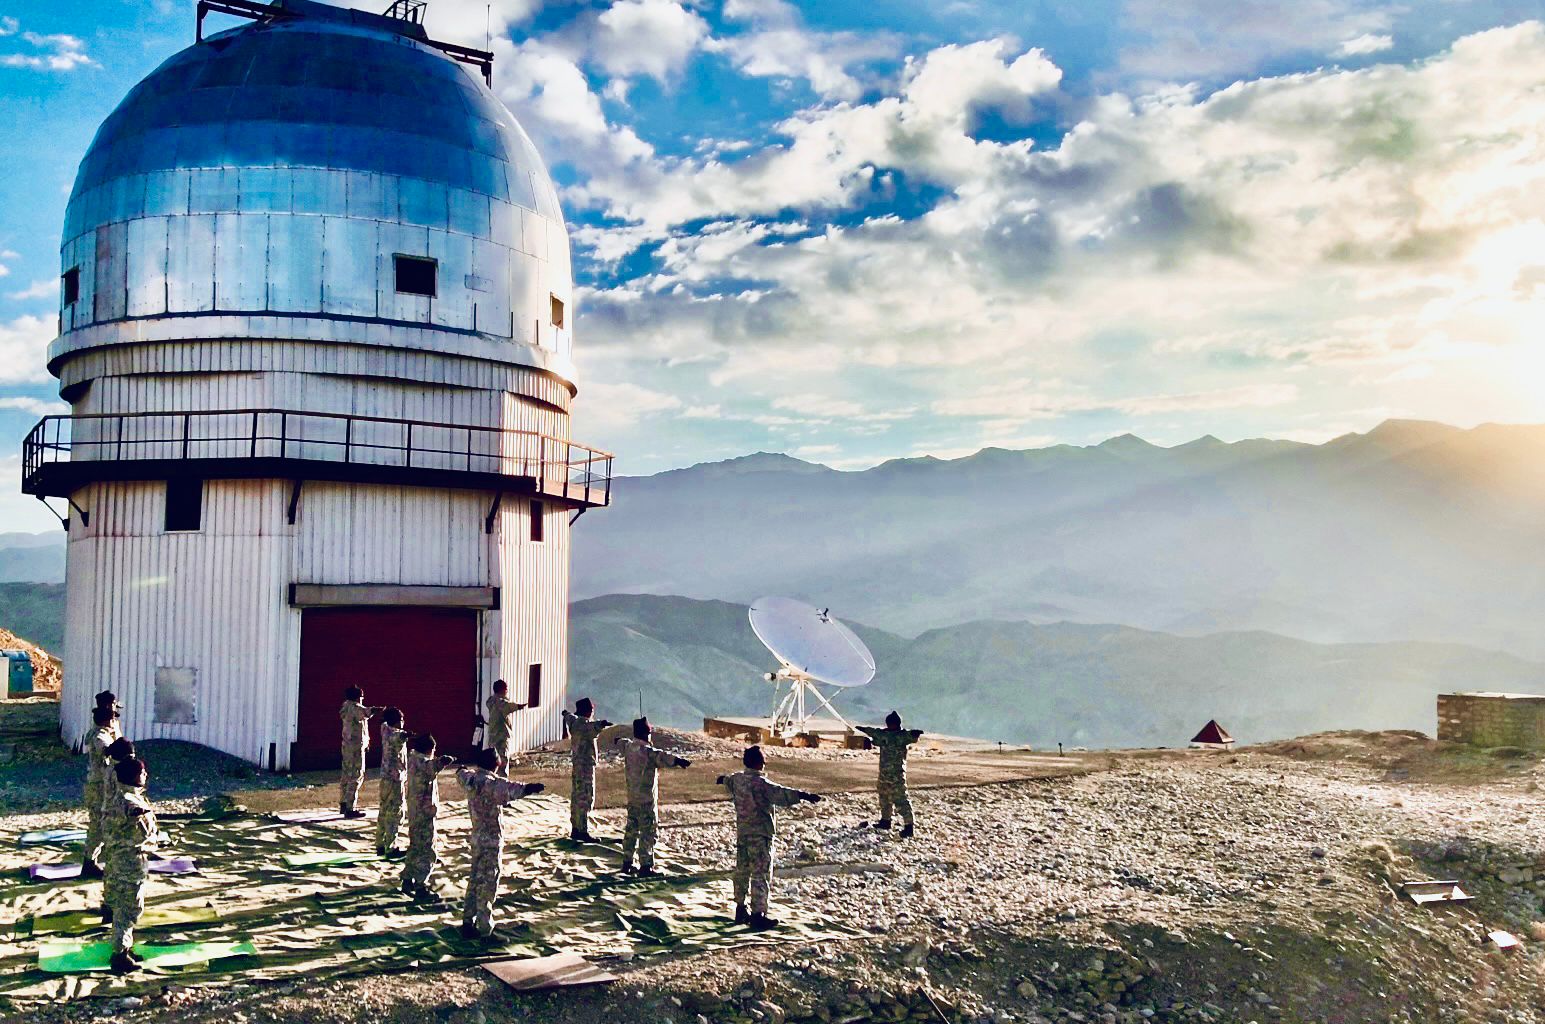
[703,716,871,749]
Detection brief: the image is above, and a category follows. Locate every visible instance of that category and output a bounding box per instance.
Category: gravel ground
[11,734,1545,1024]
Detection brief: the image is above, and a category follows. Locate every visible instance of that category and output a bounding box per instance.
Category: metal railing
[22,409,613,505]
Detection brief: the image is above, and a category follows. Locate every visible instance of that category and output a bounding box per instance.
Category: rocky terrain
[9,731,1545,1024]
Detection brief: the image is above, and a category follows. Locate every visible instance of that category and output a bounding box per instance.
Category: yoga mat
[38,939,257,973]
[19,830,87,846]
[272,810,375,824]
[29,863,81,881]
[281,851,381,867]
[26,858,197,881]
[31,903,220,936]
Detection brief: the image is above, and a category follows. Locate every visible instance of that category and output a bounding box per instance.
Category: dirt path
[228,745,1130,814]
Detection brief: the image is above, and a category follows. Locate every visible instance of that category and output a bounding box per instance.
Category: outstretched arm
[763,778,814,807]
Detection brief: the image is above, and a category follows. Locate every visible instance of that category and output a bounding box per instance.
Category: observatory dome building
[21,0,612,769]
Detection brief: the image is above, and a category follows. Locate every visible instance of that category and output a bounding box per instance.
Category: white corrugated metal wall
[59,387,577,769]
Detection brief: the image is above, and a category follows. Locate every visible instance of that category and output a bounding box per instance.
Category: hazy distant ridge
[571,593,1545,748]
[572,420,1545,660]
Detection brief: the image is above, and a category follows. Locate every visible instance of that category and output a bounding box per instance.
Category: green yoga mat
[281,852,381,868]
[31,903,221,936]
[38,939,258,973]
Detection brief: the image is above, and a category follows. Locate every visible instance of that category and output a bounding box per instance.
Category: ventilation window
[62,268,80,306]
[529,500,544,542]
[393,254,437,297]
[154,666,197,725]
[165,478,203,532]
[550,294,564,328]
[527,664,542,708]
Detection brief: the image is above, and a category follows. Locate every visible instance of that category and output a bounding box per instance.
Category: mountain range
[0,532,65,584]
[571,420,1545,660]
[570,594,1545,748]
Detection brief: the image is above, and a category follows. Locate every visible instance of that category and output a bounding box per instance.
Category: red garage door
[293,607,479,771]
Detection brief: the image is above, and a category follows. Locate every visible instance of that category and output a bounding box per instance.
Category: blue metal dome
[56,0,572,365]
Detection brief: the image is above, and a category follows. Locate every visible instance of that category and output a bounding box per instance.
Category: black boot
[339,803,349,816]
[873,819,892,830]
[458,923,480,940]
[636,866,662,878]
[899,823,915,838]
[79,861,104,880]
[748,912,779,932]
[110,951,139,973]
[342,809,366,820]
[734,904,749,925]
[619,860,636,875]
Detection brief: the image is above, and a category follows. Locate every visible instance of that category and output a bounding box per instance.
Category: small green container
[2,650,34,697]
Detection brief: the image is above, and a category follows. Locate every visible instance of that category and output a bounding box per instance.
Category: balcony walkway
[21,409,612,509]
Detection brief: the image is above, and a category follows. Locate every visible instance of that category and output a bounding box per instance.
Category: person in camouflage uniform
[375,707,409,857]
[339,686,384,818]
[101,737,136,834]
[480,679,525,777]
[561,697,611,841]
[455,748,544,939]
[400,733,457,897]
[857,711,923,837]
[81,705,117,880]
[95,690,123,725]
[614,717,690,875]
[104,757,158,973]
[718,745,821,931]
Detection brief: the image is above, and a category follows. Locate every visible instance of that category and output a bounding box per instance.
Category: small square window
[165,478,203,532]
[154,666,197,725]
[529,500,543,542]
[394,254,437,297]
[62,268,80,306]
[550,294,564,328]
[527,664,542,708]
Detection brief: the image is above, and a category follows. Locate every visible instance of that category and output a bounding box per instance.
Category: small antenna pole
[637,690,643,718]
[486,3,491,50]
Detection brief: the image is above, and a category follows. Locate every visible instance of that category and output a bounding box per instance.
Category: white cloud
[712,0,898,101]
[575,380,683,431]
[570,38,1062,238]
[1,29,93,71]
[1119,0,1395,81]
[569,22,1545,456]
[931,383,1298,420]
[1337,33,1395,57]
[7,279,54,302]
[0,316,54,382]
[0,396,65,416]
[592,0,708,82]
[0,455,64,532]
[421,0,541,49]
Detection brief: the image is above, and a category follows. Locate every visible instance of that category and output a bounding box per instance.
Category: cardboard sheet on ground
[0,794,864,1005]
[28,859,198,881]
[482,951,617,990]
[38,939,256,973]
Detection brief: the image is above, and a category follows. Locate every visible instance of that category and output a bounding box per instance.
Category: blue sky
[2,0,1545,530]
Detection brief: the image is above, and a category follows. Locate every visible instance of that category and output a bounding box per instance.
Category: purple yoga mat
[28,858,197,880]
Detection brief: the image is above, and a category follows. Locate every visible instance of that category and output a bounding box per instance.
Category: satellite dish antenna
[749,596,875,738]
